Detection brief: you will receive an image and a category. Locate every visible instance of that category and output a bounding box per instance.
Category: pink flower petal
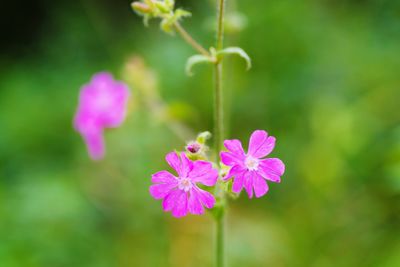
[224,165,245,181]
[151,171,177,184]
[220,152,243,166]
[232,171,246,193]
[189,161,218,186]
[253,174,269,198]
[243,171,254,198]
[100,84,130,128]
[165,152,182,175]
[193,187,215,209]
[259,158,285,183]
[188,190,204,215]
[149,183,177,199]
[91,72,114,86]
[180,153,193,178]
[248,130,276,158]
[224,139,245,157]
[162,190,181,211]
[172,191,189,218]
[82,129,105,161]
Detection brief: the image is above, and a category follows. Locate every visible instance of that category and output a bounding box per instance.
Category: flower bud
[131,2,152,14]
[186,141,202,154]
[196,131,211,144]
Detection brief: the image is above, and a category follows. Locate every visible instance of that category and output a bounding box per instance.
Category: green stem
[174,22,210,57]
[214,62,224,157]
[216,214,224,267]
[216,0,226,50]
[214,0,226,158]
[214,1,227,267]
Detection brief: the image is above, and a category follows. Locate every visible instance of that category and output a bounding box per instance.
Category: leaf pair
[186,47,252,76]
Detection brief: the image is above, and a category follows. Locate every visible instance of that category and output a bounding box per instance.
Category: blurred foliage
[0,0,399,266]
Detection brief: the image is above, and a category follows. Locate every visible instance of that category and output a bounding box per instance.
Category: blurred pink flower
[74,72,130,160]
[220,130,285,198]
[150,152,218,218]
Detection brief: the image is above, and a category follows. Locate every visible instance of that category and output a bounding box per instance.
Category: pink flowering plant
[74,72,130,160]
[73,0,285,266]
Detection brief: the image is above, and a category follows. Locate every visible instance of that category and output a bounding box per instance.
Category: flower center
[178,177,193,192]
[245,156,259,171]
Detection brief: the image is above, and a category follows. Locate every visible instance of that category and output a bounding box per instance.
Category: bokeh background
[1,0,399,266]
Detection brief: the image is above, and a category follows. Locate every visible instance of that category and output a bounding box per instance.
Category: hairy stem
[214,1,227,267]
[174,22,210,57]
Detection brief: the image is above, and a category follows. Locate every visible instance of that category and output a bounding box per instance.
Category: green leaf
[174,8,191,20]
[217,47,252,70]
[185,55,212,76]
[143,14,151,27]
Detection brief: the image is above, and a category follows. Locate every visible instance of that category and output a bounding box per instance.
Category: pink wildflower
[150,152,218,218]
[74,72,130,160]
[220,130,285,198]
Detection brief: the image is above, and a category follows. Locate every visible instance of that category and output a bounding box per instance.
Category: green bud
[165,0,174,9]
[160,17,173,33]
[131,2,152,14]
[196,131,212,144]
[154,1,171,13]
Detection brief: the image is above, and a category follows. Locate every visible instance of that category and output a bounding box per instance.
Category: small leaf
[174,8,191,20]
[143,14,151,27]
[217,47,252,70]
[185,55,212,76]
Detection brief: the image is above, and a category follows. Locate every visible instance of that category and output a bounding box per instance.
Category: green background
[0,0,399,266]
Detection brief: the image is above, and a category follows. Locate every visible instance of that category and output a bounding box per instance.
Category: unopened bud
[196,131,211,144]
[186,141,202,154]
[131,2,152,14]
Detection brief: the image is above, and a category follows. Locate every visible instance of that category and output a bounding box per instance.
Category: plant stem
[214,63,224,157]
[214,0,226,158]
[174,22,210,57]
[216,213,224,267]
[214,1,227,267]
[216,0,226,51]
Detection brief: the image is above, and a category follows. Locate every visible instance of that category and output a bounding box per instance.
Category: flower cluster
[131,0,191,33]
[74,72,130,160]
[73,75,284,218]
[150,130,285,218]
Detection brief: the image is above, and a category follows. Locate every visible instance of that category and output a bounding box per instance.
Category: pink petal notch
[220,130,285,199]
[74,72,130,160]
[150,152,219,218]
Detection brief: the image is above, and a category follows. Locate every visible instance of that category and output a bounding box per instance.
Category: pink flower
[220,130,285,198]
[74,72,130,160]
[150,152,218,218]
